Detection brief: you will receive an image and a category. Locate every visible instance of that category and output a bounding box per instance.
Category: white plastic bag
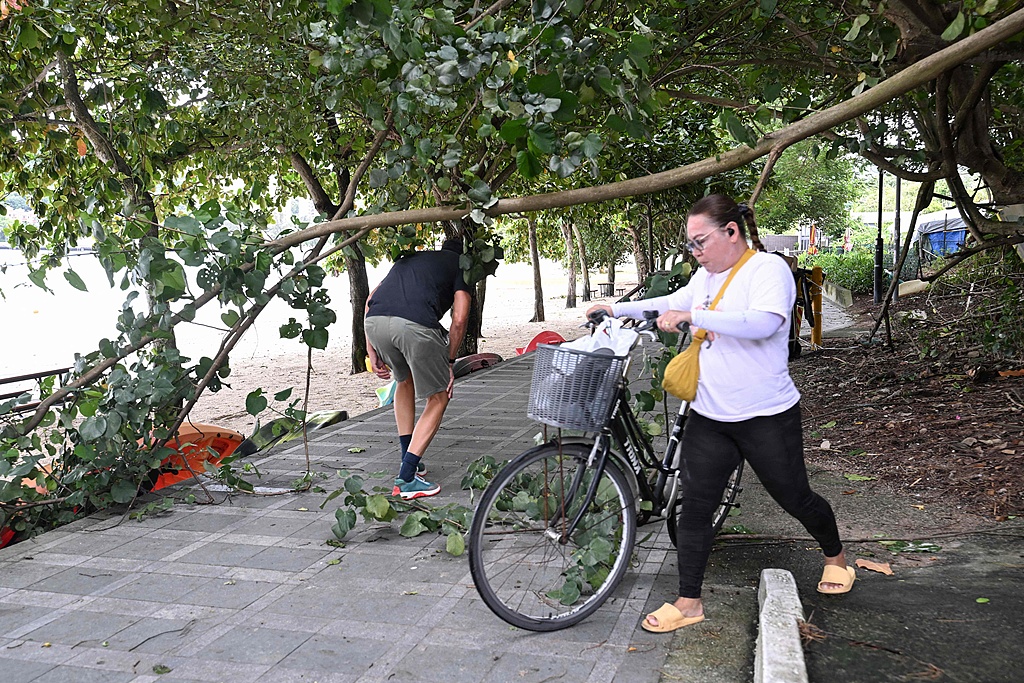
[561,316,638,357]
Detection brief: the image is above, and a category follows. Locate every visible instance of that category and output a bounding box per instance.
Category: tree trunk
[574,223,591,302]
[626,221,649,285]
[460,281,482,356]
[561,218,577,308]
[346,248,370,374]
[608,260,616,286]
[528,214,545,322]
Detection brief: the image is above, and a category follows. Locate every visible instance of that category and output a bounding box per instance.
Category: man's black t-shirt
[366,249,471,330]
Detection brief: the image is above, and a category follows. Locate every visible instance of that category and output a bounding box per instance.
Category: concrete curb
[755,568,809,683]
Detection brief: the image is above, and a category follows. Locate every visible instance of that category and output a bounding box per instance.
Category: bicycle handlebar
[585,309,689,335]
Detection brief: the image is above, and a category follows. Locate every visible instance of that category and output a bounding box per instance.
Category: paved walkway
[5,297,975,683]
[0,352,688,683]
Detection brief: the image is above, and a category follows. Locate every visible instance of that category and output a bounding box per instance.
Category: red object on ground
[515,331,566,356]
[452,353,503,379]
[0,526,14,549]
[149,424,245,491]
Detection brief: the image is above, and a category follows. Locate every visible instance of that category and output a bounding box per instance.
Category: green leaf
[400,511,429,537]
[977,0,998,15]
[941,12,965,41]
[63,269,88,292]
[164,215,204,236]
[245,390,268,416]
[548,155,576,178]
[18,25,39,49]
[843,473,875,481]
[976,597,990,604]
[110,478,138,504]
[27,268,49,291]
[302,327,329,349]
[528,124,557,154]
[527,73,561,96]
[194,200,221,224]
[844,14,869,42]
[79,416,108,441]
[274,388,292,401]
[720,110,757,148]
[763,83,783,102]
[581,133,603,158]
[628,35,652,74]
[221,310,240,327]
[365,494,394,520]
[498,118,528,144]
[517,150,543,178]
[332,508,357,539]
[878,540,941,553]
[446,531,465,556]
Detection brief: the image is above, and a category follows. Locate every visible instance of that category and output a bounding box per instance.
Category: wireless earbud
[727,227,735,236]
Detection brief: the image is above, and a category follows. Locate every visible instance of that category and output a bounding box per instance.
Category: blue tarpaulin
[916,210,968,257]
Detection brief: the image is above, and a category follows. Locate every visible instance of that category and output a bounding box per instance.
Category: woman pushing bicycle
[587,194,855,634]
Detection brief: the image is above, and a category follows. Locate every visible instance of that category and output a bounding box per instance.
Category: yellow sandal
[641,603,705,633]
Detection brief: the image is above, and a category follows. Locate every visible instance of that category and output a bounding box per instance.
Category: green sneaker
[392,476,440,500]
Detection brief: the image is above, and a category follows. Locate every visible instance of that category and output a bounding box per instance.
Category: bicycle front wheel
[468,441,637,631]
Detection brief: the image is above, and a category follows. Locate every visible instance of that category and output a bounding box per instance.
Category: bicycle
[468,311,745,631]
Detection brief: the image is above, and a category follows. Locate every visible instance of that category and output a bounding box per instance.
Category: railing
[0,367,72,414]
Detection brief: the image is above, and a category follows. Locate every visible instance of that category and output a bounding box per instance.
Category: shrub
[800,248,880,294]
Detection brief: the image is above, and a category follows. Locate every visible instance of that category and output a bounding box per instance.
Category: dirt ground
[794,294,1024,522]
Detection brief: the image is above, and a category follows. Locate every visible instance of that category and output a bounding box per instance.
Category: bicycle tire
[666,461,744,547]
[468,442,637,631]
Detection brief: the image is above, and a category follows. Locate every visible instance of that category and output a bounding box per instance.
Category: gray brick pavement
[0,353,700,683]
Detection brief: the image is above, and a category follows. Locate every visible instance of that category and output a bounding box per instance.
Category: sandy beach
[186,261,636,434]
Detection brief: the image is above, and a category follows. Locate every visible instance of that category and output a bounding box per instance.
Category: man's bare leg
[393,376,416,436]
[409,390,450,457]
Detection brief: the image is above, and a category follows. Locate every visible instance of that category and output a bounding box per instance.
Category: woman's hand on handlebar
[657,310,692,333]
[585,304,614,324]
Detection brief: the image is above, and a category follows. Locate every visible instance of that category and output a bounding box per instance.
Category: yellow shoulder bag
[662,249,756,402]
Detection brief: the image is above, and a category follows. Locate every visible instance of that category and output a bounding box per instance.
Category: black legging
[674,402,843,598]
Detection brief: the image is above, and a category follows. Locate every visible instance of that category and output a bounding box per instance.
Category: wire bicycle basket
[527,344,626,431]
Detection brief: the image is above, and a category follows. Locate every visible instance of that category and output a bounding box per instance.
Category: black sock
[399,452,421,482]
[399,434,412,459]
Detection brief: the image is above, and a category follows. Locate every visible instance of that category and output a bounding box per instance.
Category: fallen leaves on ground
[793,294,1024,520]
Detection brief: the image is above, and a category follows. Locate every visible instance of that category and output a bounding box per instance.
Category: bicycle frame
[547,367,688,541]
[605,382,686,520]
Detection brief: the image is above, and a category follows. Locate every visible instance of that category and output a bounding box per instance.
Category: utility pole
[893,172,901,302]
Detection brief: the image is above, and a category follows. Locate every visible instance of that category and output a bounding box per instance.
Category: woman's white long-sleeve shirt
[612,252,800,422]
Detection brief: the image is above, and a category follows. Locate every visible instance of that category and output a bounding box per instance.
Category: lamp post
[874,168,884,304]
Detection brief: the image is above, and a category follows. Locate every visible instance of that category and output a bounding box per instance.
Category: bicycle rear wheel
[667,461,744,546]
[468,441,637,631]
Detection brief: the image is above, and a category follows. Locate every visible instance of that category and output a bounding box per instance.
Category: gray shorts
[365,316,450,399]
